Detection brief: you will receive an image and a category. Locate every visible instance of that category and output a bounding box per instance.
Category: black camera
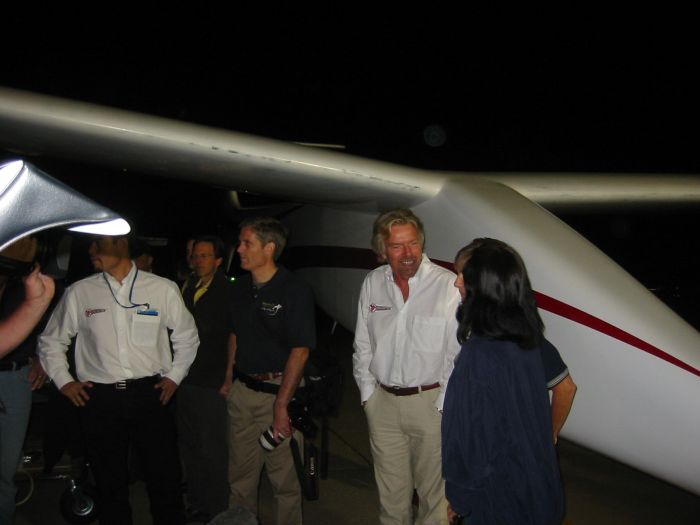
[288,397,317,439]
[0,232,72,278]
[258,396,318,452]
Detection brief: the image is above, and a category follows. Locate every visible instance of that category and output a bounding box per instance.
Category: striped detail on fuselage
[284,245,700,379]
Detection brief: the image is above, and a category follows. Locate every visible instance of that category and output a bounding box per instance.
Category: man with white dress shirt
[38,235,199,525]
[353,209,461,525]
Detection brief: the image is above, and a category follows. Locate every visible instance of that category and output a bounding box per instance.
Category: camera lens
[259,426,285,451]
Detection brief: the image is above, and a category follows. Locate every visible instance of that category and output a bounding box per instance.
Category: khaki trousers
[227,379,303,525]
[364,386,448,525]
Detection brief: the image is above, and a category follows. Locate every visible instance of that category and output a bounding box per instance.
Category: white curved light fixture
[68,218,131,235]
[0,159,130,251]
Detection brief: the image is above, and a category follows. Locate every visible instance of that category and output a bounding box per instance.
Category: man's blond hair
[371,208,425,262]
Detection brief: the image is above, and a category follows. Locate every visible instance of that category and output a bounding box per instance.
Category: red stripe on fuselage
[284,245,700,378]
[534,292,700,378]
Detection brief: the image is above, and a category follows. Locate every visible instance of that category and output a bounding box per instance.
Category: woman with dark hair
[442,239,564,524]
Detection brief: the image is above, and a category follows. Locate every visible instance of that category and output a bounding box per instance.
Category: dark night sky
[3,21,698,173]
[1,19,699,325]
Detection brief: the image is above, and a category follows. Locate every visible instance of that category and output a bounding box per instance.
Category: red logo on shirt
[369,303,391,313]
[85,308,106,318]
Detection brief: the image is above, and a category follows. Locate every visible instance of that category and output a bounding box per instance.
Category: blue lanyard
[102,267,150,310]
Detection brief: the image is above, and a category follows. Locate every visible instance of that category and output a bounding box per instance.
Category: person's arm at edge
[219,333,236,397]
[273,346,309,440]
[28,358,48,390]
[551,374,577,444]
[0,266,55,358]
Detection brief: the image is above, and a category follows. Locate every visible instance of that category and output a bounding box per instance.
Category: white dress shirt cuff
[359,381,377,404]
[52,371,76,391]
[435,390,446,411]
[163,369,185,386]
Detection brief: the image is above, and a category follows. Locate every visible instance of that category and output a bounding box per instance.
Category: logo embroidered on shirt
[85,308,106,318]
[260,302,283,316]
[369,303,391,312]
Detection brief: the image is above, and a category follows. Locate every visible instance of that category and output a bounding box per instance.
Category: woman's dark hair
[456,238,543,349]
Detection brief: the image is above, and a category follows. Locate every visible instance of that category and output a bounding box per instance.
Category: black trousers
[81,377,184,525]
[176,383,229,517]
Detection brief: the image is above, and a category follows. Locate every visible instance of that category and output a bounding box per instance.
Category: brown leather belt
[247,372,283,381]
[380,382,440,396]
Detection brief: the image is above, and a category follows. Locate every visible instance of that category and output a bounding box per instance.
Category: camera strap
[289,437,319,501]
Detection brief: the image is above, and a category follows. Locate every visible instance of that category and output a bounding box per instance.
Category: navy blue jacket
[442,335,564,525]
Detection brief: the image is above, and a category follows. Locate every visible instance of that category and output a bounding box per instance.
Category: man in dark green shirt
[222,218,315,525]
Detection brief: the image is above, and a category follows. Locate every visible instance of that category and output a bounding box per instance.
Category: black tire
[59,483,99,524]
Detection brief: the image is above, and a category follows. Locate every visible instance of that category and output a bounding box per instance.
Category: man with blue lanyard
[38,235,199,525]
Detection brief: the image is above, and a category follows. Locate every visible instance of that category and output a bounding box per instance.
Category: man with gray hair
[353,208,461,525]
[222,217,315,525]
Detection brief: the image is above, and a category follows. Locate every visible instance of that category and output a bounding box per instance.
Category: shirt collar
[196,271,217,289]
[104,261,137,287]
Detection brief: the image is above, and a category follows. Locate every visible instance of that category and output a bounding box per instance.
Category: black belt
[0,357,30,371]
[92,375,161,390]
[237,372,283,395]
[380,382,440,396]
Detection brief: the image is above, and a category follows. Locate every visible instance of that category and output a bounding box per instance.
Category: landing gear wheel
[59,482,99,524]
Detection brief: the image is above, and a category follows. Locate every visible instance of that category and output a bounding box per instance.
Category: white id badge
[132,309,161,346]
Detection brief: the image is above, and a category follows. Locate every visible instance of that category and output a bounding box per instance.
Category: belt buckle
[391,385,401,393]
[115,380,127,390]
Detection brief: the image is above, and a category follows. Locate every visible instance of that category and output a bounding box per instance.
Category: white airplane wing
[1,87,700,210]
[0,87,699,495]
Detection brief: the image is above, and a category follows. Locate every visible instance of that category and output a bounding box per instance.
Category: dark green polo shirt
[230,266,315,374]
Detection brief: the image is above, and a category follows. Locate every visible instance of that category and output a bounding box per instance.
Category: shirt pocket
[131,312,161,347]
[408,315,447,354]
